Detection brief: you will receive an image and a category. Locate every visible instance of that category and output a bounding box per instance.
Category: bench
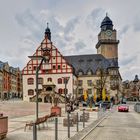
[24,114,50,131]
[48,112,57,122]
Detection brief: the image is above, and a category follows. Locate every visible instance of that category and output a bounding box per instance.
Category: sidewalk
[0,101,110,140]
[4,108,100,140]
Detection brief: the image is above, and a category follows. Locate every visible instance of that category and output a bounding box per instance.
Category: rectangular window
[78,80,83,86]
[87,80,92,86]
[87,89,92,95]
[78,89,83,95]
[58,65,61,69]
[53,65,56,69]
[38,78,43,84]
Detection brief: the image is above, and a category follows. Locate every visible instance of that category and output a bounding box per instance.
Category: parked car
[118,104,129,112]
[102,101,111,109]
[95,101,103,107]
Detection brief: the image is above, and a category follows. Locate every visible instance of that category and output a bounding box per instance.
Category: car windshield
[118,104,128,107]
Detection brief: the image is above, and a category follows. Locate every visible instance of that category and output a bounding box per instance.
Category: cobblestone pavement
[0,100,105,140]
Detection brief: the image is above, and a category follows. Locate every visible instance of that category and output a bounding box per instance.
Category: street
[83,103,140,140]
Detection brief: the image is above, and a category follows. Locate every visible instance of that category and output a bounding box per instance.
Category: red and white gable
[22,38,73,75]
[22,36,76,102]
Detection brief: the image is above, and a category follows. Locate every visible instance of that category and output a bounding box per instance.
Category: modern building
[22,15,122,103]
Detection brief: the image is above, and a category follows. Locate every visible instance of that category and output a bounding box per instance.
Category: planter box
[63,118,74,127]
[0,116,8,140]
[70,114,78,124]
[80,113,89,122]
[51,106,61,117]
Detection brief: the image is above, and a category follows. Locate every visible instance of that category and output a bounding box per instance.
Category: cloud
[120,54,137,66]
[15,9,43,40]
[86,8,105,30]
[75,40,86,51]
[1,0,140,81]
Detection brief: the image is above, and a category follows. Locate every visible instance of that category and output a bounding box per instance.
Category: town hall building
[22,15,122,103]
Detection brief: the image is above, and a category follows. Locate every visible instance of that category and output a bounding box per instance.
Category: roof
[100,15,113,31]
[64,54,118,75]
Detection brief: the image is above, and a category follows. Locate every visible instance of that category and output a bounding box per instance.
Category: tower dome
[100,14,113,31]
[45,23,51,41]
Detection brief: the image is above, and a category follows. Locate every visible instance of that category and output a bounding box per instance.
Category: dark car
[102,101,111,109]
[95,101,103,107]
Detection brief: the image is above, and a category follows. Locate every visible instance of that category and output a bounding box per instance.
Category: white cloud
[0,0,140,81]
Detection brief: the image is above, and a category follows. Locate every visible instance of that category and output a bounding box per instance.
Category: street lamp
[62,77,70,112]
[28,47,51,120]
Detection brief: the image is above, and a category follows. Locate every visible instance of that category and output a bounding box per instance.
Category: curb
[69,109,112,140]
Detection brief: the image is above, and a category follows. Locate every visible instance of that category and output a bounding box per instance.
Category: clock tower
[96,15,119,60]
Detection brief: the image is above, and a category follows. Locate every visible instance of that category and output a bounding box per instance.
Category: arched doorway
[46,87,52,91]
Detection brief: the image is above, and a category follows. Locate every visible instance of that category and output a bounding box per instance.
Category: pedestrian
[66,103,71,113]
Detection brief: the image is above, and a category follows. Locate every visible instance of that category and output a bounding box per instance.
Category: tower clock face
[105,30,112,36]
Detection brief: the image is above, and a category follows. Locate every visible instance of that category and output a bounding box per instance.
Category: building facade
[22,15,122,103]
[122,75,140,101]
[0,61,22,100]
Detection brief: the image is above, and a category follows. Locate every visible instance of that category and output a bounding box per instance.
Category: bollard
[76,112,79,132]
[67,112,70,138]
[83,109,85,128]
[55,117,58,140]
[33,123,37,140]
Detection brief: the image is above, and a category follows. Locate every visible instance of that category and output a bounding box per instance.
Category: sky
[0,0,140,81]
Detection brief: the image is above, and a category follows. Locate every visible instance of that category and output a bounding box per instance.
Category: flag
[102,87,106,101]
[83,90,88,101]
[93,89,97,102]
[107,94,110,101]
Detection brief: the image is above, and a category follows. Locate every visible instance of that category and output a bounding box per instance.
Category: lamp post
[62,77,70,112]
[28,47,50,140]
[29,47,50,120]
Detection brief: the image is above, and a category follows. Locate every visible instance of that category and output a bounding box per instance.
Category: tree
[93,68,108,101]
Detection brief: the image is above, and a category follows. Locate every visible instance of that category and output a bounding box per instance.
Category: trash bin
[134,102,140,113]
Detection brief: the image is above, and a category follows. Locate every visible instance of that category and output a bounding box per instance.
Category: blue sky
[0,0,140,81]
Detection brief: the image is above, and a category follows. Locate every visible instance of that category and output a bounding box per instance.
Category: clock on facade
[105,30,112,36]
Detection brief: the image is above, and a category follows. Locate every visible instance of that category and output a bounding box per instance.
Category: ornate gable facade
[22,29,77,102]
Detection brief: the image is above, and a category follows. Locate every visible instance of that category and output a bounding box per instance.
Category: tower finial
[45,22,51,41]
[106,12,108,17]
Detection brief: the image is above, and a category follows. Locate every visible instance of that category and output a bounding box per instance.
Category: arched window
[27,78,34,85]
[58,78,62,84]
[28,89,34,95]
[47,77,52,82]
[58,88,63,94]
